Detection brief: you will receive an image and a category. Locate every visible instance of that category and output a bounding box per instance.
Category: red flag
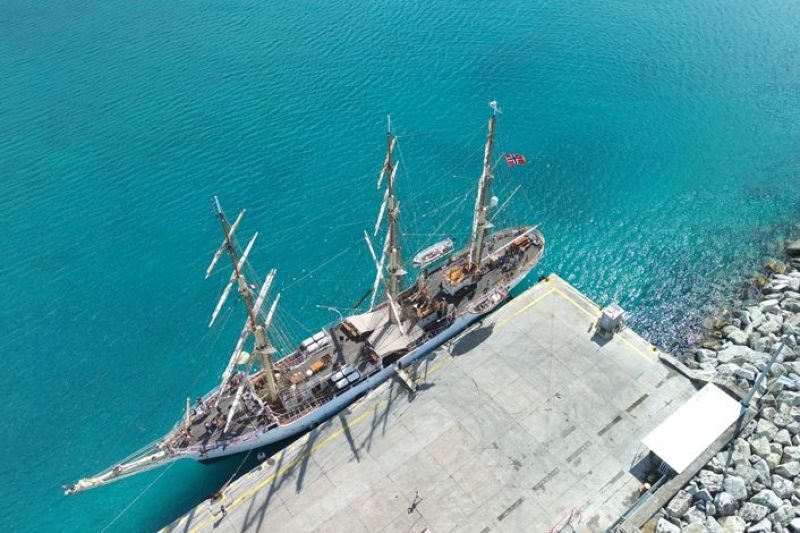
[504,153,526,166]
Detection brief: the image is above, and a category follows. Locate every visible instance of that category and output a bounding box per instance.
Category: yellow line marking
[491,284,544,322]
[496,288,555,328]
[183,407,374,533]
[415,352,455,383]
[178,279,658,532]
[552,287,598,321]
[552,286,655,362]
[618,335,658,362]
[497,282,654,363]
[181,351,458,533]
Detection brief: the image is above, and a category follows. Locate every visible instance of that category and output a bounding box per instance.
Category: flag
[504,153,526,166]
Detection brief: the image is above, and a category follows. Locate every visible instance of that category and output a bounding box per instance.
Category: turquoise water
[3,0,800,530]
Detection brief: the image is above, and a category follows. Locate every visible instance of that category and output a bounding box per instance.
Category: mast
[212,197,280,404]
[384,117,405,302]
[372,116,406,315]
[468,101,499,268]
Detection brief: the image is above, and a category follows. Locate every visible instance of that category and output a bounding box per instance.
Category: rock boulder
[782,446,800,462]
[723,326,749,345]
[771,474,794,499]
[731,439,751,465]
[747,518,773,533]
[655,517,681,533]
[718,515,746,533]
[666,490,692,518]
[756,419,779,441]
[699,470,725,492]
[775,460,800,478]
[750,436,773,458]
[738,502,769,522]
[706,516,724,533]
[750,489,783,511]
[724,475,748,500]
[770,503,796,526]
[715,491,738,516]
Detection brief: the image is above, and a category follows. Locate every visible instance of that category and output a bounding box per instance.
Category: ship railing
[160,387,223,443]
[182,418,281,455]
[277,391,335,424]
[274,351,305,370]
[178,390,334,454]
[408,312,458,348]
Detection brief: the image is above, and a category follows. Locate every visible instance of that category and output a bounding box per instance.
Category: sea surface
[2,0,800,530]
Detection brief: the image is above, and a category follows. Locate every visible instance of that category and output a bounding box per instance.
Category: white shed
[642,383,741,474]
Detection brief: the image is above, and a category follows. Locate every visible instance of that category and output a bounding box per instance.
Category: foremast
[209,196,280,404]
[468,101,499,268]
[64,198,282,495]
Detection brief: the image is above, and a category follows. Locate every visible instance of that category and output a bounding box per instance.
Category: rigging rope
[281,240,360,291]
[186,305,235,392]
[392,130,471,252]
[105,303,235,457]
[280,308,314,338]
[98,116,530,524]
[221,448,254,492]
[99,461,176,533]
[431,187,473,236]
[491,184,522,223]
[113,403,259,533]
[199,115,525,371]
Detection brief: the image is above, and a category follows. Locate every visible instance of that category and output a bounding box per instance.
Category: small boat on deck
[413,238,454,267]
[469,286,508,315]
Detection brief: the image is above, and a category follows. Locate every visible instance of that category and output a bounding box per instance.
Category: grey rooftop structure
[163,274,697,533]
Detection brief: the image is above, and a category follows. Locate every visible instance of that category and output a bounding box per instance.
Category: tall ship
[65,103,545,494]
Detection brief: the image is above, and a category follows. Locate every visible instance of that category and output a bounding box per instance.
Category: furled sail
[209,232,259,327]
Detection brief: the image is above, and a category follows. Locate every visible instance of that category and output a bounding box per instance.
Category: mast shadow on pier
[241,446,287,532]
[406,358,437,401]
[178,507,198,533]
[362,360,427,453]
[218,346,448,530]
[150,443,283,533]
[294,428,320,494]
[338,412,360,463]
[361,379,399,454]
[243,421,331,530]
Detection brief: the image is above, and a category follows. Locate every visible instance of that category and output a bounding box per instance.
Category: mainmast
[468,101,499,268]
[364,117,407,328]
[383,117,405,301]
[211,197,280,404]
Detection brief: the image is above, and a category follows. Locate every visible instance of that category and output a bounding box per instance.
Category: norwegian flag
[504,153,526,166]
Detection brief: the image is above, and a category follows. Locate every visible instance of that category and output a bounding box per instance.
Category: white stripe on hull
[188,264,535,461]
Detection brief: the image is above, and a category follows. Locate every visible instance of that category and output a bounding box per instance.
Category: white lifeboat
[469,286,508,315]
[413,238,454,267]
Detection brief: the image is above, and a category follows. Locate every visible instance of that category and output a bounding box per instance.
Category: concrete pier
[163,275,697,532]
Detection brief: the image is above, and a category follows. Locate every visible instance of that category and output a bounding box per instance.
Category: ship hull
[187,262,536,461]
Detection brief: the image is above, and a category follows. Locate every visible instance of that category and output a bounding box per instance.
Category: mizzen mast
[468,101,499,268]
[209,196,280,404]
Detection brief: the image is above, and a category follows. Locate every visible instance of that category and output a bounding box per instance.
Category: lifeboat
[469,286,508,315]
[413,238,454,267]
